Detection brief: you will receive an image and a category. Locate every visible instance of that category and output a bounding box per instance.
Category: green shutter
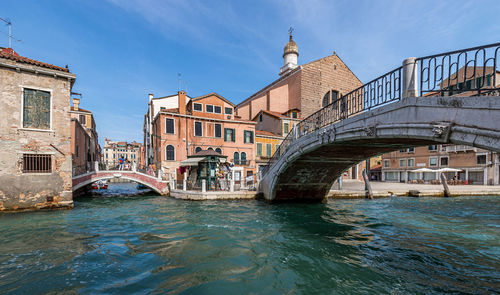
[232,129,235,142]
[257,143,262,156]
[23,89,50,130]
[266,143,272,157]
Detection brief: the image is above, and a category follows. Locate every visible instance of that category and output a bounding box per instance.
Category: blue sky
[3,0,500,145]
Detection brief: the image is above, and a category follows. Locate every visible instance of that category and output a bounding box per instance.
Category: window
[215,148,222,154]
[76,145,79,158]
[193,103,202,111]
[428,145,438,151]
[440,157,449,166]
[214,123,222,138]
[194,122,203,136]
[214,106,222,114]
[206,105,214,113]
[195,147,202,153]
[224,128,235,142]
[207,147,214,151]
[79,115,86,125]
[429,157,438,166]
[408,158,415,167]
[225,107,233,115]
[399,149,407,153]
[322,90,339,107]
[322,92,329,107]
[292,111,297,119]
[399,159,406,167]
[23,154,51,173]
[166,118,175,134]
[283,123,289,134]
[408,147,415,153]
[241,152,247,165]
[477,154,487,165]
[257,143,262,156]
[266,143,272,157]
[383,159,390,168]
[23,88,51,130]
[234,152,240,164]
[259,114,263,122]
[244,130,254,143]
[166,145,175,161]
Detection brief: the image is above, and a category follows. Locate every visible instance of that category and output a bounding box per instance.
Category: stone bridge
[259,96,500,202]
[72,170,170,195]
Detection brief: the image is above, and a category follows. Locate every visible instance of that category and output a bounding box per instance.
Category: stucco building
[70,94,100,175]
[149,91,257,184]
[381,145,499,185]
[0,47,76,211]
[102,139,143,168]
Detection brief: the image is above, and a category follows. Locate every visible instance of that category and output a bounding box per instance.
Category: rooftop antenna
[178,73,182,91]
[0,17,20,48]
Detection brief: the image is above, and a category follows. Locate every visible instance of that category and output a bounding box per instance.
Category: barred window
[23,88,51,130]
[23,154,52,173]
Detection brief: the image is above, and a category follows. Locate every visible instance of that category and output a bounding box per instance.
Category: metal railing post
[402,57,418,98]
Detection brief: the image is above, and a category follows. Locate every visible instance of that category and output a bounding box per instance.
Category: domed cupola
[280,28,299,76]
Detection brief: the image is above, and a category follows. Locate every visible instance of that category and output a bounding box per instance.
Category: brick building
[0,47,76,211]
[236,33,365,179]
[149,91,257,184]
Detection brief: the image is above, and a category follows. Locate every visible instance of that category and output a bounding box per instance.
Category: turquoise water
[0,183,499,294]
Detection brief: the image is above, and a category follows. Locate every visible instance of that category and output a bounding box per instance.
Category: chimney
[178,91,186,114]
[148,93,153,103]
[73,96,80,111]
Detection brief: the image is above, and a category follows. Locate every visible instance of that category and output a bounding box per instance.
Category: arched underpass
[259,96,500,202]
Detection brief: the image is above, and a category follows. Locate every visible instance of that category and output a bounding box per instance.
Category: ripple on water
[0,188,498,294]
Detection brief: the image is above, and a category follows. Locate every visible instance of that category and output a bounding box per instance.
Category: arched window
[322,90,339,107]
[233,152,240,165]
[195,147,202,153]
[322,92,330,107]
[215,148,222,154]
[207,147,214,151]
[166,145,175,161]
[240,152,247,165]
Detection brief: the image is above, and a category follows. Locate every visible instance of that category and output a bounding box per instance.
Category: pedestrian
[119,156,124,170]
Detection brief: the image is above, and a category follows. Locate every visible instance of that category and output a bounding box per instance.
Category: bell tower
[280,27,299,76]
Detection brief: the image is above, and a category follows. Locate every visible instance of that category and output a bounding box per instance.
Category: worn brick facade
[0,50,76,211]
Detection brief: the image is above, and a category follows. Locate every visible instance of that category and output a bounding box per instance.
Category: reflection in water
[0,184,498,294]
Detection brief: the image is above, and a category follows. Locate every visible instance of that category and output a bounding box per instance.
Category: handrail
[262,42,500,176]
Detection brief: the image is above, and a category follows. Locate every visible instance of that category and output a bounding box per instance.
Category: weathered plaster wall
[0,58,75,211]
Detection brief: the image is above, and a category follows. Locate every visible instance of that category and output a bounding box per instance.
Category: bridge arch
[73,171,169,195]
[259,96,500,202]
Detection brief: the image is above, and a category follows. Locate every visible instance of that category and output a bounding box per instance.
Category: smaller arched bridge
[72,169,170,195]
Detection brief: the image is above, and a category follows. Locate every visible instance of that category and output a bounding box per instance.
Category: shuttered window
[166,118,175,134]
[23,88,50,130]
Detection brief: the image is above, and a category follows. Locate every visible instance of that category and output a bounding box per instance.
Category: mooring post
[362,169,373,199]
[337,176,342,190]
[202,179,206,193]
[230,179,235,192]
[440,173,450,197]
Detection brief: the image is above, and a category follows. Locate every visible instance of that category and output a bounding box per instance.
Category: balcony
[441,145,477,153]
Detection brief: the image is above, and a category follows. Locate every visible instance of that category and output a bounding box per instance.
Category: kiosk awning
[180,157,206,167]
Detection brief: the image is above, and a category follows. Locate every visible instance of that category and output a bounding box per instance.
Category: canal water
[0,183,498,294]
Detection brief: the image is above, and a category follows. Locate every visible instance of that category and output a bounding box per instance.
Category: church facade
[237,33,366,180]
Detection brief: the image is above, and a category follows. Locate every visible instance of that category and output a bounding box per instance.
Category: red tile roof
[0,48,69,72]
[70,106,92,113]
[256,130,282,137]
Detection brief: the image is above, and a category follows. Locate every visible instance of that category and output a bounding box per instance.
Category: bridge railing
[262,42,500,176]
[417,42,500,97]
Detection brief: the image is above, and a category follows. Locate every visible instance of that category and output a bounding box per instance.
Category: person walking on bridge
[118,156,124,170]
